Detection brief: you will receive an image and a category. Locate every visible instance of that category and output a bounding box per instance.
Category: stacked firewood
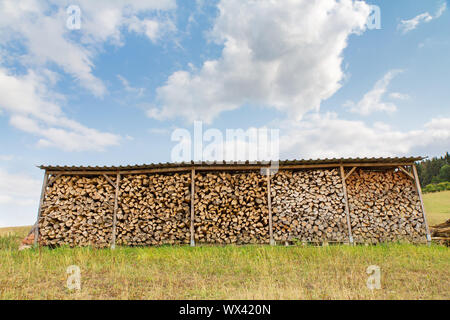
[116,173,191,246]
[271,169,349,242]
[430,219,450,246]
[346,169,427,243]
[36,167,429,247]
[39,175,115,247]
[194,171,270,244]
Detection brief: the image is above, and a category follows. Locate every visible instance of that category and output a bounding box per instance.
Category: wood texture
[271,169,349,242]
[37,166,428,247]
[347,169,427,243]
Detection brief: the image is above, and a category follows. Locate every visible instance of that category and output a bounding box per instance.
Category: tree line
[416,152,450,193]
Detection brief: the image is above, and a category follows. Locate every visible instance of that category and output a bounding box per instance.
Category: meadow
[0,191,448,300]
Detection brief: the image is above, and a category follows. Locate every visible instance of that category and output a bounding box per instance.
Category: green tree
[439,164,450,182]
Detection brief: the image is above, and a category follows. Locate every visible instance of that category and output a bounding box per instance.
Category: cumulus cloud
[398,2,446,34]
[0,0,177,96]
[149,0,371,123]
[0,0,177,151]
[0,68,120,151]
[344,70,402,115]
[278,113,450,159]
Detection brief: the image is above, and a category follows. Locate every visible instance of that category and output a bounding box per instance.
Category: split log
[194,171,270,244]
[116,173,191,246]
[346,169,427,243]
[271,169,349,242]
[39,175,115,247]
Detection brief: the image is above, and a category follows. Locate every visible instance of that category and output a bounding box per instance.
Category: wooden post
[340,165,354,245]
[34,172,49,247]
[111,173,121,250]
[190,169,196,247]
[266,168,275,245]
[412,164,431,244]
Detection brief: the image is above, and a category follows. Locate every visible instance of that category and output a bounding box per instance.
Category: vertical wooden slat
[190,168,196,247]
[340,165,354,245]
[412,164,431,243]
[34,171,49,247]
[111,173,121,250]
[266,168,275,245]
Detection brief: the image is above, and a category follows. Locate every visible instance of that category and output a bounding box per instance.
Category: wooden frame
[45,162,416,176]
[340,165,354,245]
[37,160,429,246]
[34,172,49,247]
[344,167,357,181]
[111,173,121,249]
[46,174,61,188]
[190,169,196,246]
[412,164,431,243]
[397,166,415,180]
[266,168,275,245]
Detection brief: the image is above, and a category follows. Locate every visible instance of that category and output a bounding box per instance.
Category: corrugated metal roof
[39,156,425,172]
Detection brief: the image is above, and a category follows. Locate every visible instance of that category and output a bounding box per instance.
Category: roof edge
[38,156,426,172]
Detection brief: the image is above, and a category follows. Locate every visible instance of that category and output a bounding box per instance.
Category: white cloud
[0,67,121,151]
[398,2,447,34]
[389,92,410,100]
[0,169,40,205]
[0,168,41,227]
[278,113,450,159]
[0,0,175,151]
[344,70,401,115]
[117,75,145,97]
[0,0,177,96]
[149,0,371,123]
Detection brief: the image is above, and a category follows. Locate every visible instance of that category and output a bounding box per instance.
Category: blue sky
[0,0,449,227]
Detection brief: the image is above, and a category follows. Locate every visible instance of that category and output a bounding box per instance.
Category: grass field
[0,191,448,300]
[424,190,450,226]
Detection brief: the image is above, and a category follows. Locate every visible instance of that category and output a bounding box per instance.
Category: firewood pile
[430,219,450,246]
[39,175,115,247]
[194,171,270,244]
[116,173,191,246]
[346,169,427,243]
[271,169,349,242]
[35,166,431,247]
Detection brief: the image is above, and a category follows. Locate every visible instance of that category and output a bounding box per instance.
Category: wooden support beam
[266,168,275,246]
[190,169,195,247]
[412,164,431,243]
[111,173,121,250]
[344,167,357,181]
[397,166,414,180]
[103,174,116,188]
[47,174,61,187]
[340,165,354,245]
[34,172,49,247]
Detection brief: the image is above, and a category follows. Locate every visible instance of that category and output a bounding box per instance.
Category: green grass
[423,190,450,226]
[0,193,448,300]
[0,230,449,299]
